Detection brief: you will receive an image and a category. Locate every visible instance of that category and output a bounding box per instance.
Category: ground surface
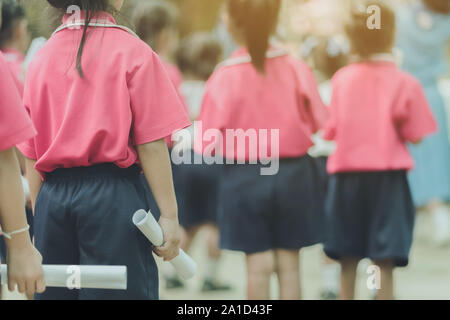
[4,212,449,300]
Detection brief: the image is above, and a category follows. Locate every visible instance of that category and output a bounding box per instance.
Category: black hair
[47,0,111,77]
[0,0,26,49]
[346,0,396,58]
[227,0,281,73]
[176,32,223,81]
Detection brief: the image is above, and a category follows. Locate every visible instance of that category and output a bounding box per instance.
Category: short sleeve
[0,55,36,152]
[128,51,190,145]
[395,79,437,142]
[295,61,328,133]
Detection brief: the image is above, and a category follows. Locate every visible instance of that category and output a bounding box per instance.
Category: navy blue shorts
[34,164,158,300]
[142,151,221,229]
[0,207,33,262]
[173,152,221,228]
[218,155,324,254]
[324,170,415,267]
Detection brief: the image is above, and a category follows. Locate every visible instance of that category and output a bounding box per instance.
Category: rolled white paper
[1,265,127,290]
[133,209,197,280]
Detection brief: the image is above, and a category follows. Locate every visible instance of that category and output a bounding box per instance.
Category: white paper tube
[133,209,197,280]
[0,265,127,290]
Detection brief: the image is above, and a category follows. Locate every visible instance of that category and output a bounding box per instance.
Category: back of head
[176,32,223,81]
[227,0,281,73]
[0,0,25,48]
[132,0,178,49]
[346,0,396,58]
[423,0,450,14]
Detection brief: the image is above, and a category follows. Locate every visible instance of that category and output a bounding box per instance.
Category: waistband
[45,163,141,181]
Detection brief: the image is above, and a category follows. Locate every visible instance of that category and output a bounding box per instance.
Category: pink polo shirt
[324,61,437,173]
[195,47,327,161]
[162,61,183,91]
[18,12,190,177]
[1,48,25,95]
[0,53,36,151]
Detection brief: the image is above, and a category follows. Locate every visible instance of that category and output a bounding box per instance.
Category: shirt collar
[62,11,116,25]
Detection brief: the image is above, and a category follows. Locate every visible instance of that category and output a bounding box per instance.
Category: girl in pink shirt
[0,0,29,95]
[19,0,190,300]
[196,0,328,299]
[0,51,45,297]
[323,0,437,300]
[132,0,183,91]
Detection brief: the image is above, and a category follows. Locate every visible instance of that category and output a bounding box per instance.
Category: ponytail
[47,0,110,77]
[228,0,281,73]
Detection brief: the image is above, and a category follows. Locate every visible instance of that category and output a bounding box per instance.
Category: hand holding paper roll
[1,265,127,290]
[132,209,197,280]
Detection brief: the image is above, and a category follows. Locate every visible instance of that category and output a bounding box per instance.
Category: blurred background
[2,0,449,300]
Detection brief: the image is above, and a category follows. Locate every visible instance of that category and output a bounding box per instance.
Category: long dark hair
[47,0,110,77]
[227,0,281,73]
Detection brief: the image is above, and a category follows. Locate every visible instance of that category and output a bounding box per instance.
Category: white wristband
[2,225,30,240]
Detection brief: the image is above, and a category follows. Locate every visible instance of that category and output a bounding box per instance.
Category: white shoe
[432,207,450,247]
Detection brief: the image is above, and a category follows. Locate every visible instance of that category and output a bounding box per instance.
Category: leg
[428,199,450,246]
[274,249,301,300]
[340,258,359,300]
[180,225,201,252]
[320,253,340,299]
[372,260,394,300]
[246,251,275,300]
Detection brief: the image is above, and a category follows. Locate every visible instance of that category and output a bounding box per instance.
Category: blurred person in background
[163,32,232,292]
[196,0,327,300]
[323,0,437,300]
[132,0,183,91]
[302,34,350,300]
[396,0,450,246]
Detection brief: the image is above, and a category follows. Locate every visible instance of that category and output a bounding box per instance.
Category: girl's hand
[7,243,46,295]
[153,216,181,261]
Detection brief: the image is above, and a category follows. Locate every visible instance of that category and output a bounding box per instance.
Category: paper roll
[0,265,127,290]
[133,209,197,280]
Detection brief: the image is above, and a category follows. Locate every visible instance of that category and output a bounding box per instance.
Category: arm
[0,148,45,295]
[137,139,180,261]
[24,158,43,211]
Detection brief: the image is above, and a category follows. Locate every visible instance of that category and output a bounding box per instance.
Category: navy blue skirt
[324,170,415,267]
[218,155,324,254]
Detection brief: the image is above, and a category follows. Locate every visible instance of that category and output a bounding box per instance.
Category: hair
[304,36,349,80]
[227,0,281,73]
[132,0,178,50]
[423,0,450,14]
[345,0,396,58]
[47,0,112,77]
[0,0,26,49]
[175,33,223,81]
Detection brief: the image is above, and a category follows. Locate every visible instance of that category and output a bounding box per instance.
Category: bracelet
[2,225,30,240]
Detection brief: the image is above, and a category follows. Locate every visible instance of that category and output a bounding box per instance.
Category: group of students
[0,0,448,301]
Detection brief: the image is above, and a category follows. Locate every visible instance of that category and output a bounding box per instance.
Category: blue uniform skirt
[218,155,324,254]
[324,170,415,267]
[33,164,158,300]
